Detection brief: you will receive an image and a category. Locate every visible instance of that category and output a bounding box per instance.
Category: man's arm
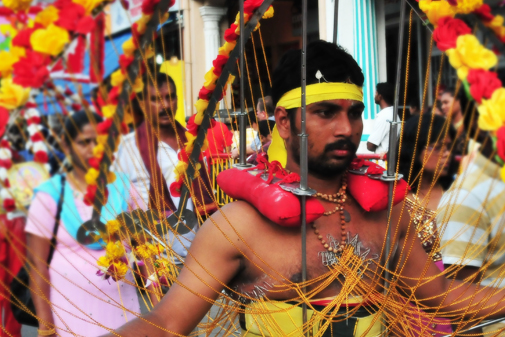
[367,141,378,152]
[101,202,252,337]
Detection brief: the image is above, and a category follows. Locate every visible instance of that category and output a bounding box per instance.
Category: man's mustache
[324,138,357,154]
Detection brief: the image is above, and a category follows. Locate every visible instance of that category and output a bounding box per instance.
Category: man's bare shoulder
[202,200,267,234]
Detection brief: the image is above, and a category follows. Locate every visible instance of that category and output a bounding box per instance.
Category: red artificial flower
[433,17,472,51]
[0,107,8,137]
[3,199,16,212]
[0,139,10,148]
[25,102,37,108]
[186,115,199,136]
[467,69,502,103]
[34,150,49,163]
[349,158,365,170]
[474,4,494,22]
[75,16,96,35]
[71,103,82,111]
[97,118,113,134]
[29,6,43,14]
[84,185,97,206]
[212,55,229,76]
[53,0,73,9]
[108,87,120,105]
[16,12,28,24]
[88,157,101,169]
[119,55,134,74]
[244,0,263,15]
[496,126,505,162]
[177,148,189,162]
[224,24,239,42]
[12,51,51,88]
[367,165,385,175]
[198,87,213,100]
[27,116,42,126]
[30,132,44,142]
[64,87,73,96]
[11,27,38,49]
[54,2,86,32]
[0,159,12,169]
[0,7,14,16]
[3,179,10,188]
[169,180,183,197]
[131,23,141,47]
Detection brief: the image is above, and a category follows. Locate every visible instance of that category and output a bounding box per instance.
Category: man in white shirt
[367,82,397,155]
[113,63,216,265]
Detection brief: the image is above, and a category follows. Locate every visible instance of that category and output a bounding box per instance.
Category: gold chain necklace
[312,173,348,253]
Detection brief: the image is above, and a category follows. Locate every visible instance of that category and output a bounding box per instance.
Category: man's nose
[333,113,352,137]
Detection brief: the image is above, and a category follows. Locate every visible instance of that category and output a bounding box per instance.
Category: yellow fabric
[241,301,382,337]
[268,83,363,167]
[275,83,363,110]
[160,59,187,127]
[267,126,287,167]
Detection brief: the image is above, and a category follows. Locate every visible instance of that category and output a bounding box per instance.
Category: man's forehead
[309,99,364,108]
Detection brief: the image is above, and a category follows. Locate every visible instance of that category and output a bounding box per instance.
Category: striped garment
[438,152,505,288]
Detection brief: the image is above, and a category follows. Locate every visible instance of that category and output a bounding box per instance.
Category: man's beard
[291,132,357,180]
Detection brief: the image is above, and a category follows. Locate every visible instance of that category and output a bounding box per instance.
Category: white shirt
[113,132,194,264]
[367,106,399,153]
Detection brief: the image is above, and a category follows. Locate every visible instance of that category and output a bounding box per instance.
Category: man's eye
[349,110,363,119]
[315,110,333,117]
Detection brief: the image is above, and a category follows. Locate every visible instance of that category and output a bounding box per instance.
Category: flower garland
[0,138,16,214]
[23,102,51,172]
[418,0,505,180]
[169,1,274,196]
[83,0,173,207]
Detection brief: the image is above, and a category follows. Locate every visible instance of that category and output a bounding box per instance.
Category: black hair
[271,40,364,107]
[408,95,420,109]
[63,111,103,144]
[257,96,274,116]
[376,82,395,106]
[138,61,176,99]
[258,120,276,138]
[398,113,459,192]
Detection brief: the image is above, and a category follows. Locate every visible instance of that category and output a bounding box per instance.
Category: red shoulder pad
[347,160,409,212]
[217,168,324,227]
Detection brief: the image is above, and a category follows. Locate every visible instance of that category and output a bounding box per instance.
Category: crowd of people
[0,40,504,337]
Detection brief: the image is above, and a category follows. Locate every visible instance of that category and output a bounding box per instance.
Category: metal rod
[238,0,247,166]
[404,0,433,33]
[300,0,309,335]
[442,318,505,337]
[382,0,407,333]
[333,0,339,44]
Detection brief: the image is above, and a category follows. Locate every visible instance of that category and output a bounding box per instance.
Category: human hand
[231,148,239,159]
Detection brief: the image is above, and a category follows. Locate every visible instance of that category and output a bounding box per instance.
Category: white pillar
[199,6,227,71]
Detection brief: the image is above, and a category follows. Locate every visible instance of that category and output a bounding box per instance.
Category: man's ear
[275,106,292,140]
[60,135,70,156]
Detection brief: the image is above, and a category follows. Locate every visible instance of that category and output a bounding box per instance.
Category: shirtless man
[104,41,505,336]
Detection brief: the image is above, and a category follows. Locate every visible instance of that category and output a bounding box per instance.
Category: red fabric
[0,215,25,337]
[67,35,87,74]
[205,121,233,157]
[217,168,324,227]
[347,161,409,212]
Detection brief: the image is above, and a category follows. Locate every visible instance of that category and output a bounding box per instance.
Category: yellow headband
[268,82,363,167]
[276,82,363,109]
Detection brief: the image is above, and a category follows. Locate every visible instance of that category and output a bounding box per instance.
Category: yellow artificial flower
[102,104,117,118]
[454,0,482,14]
[122,38,136,58]
[144,46,155,59]
[97,256,110,268]
[108,171,116,184]
[174,160,189,181]
[263,6,274,19]
[30,24,70,57]
[0,78,30,110]
[194,111,205,125]
[0,47,26,78]
[2,0,32,12]
[193,162,202,178]
[35,6,60,28]
[501,166,505,182]
[106,219,121,235]
[418,0,456,26]
[85,167,100,185]
[445,35,497,80]
[111,70,125,87]
[218,41,236,57]
[135,244,152,260]
[487,15,505,39]
[136,14,152,35]
[97,135,108,145]
[478,88,505,131]
[111,262,128,280]
[93,143,105,157]
[105,241,126,260]
[148,243,164,255]
[194,99,209,117]
[132,77,144,93]
[72,0,106,15]
[203,68,218,91]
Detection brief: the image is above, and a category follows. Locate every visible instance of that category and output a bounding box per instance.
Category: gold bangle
[37,328,56,336]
